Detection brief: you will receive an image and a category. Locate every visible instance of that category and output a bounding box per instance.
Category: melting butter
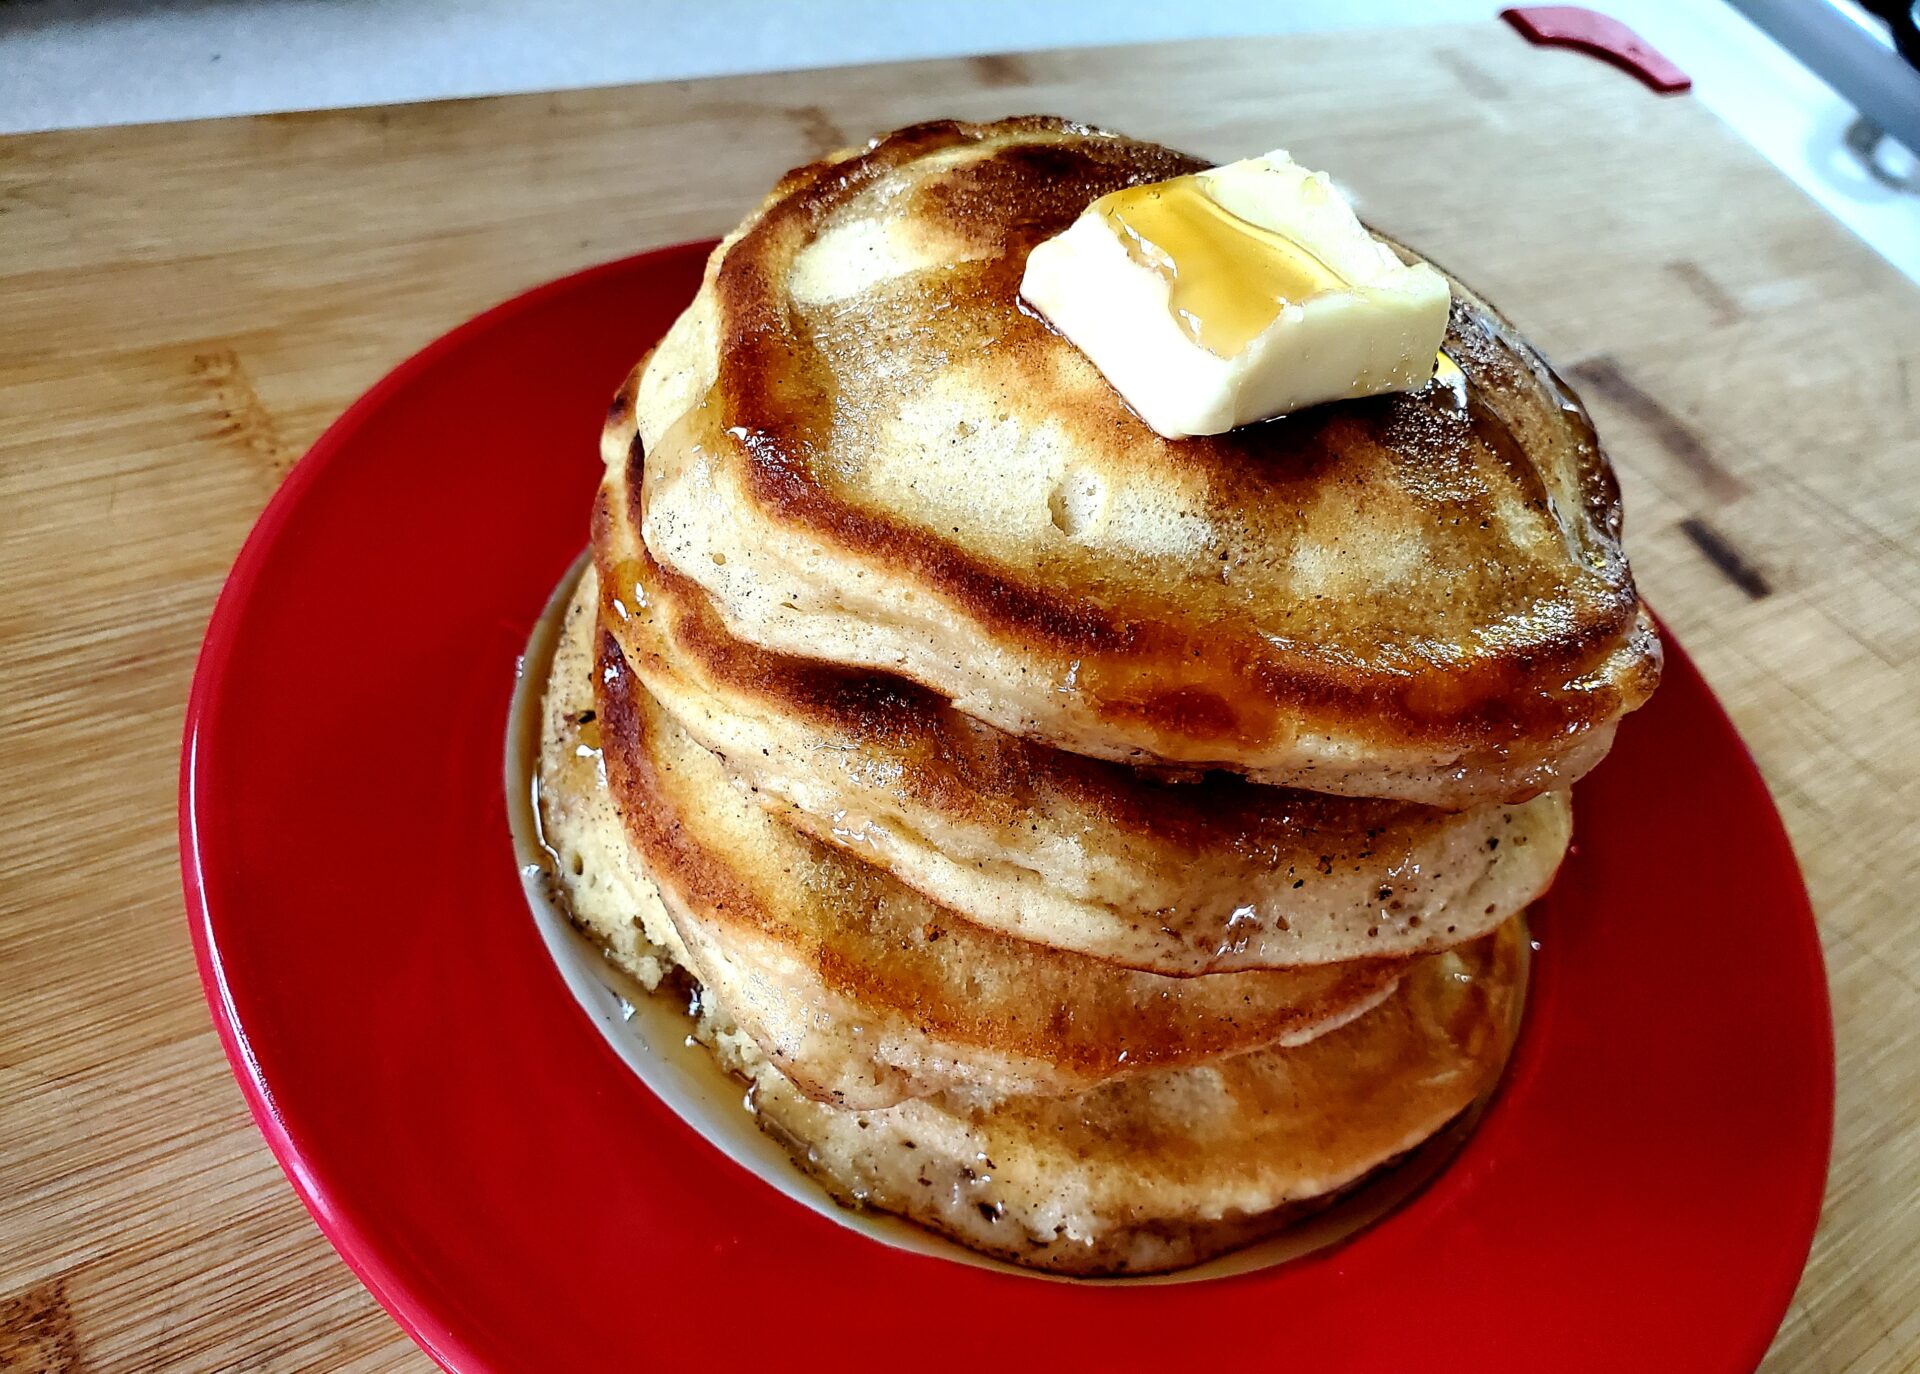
[1019,149,1454,438]
[1097,175,1351,358]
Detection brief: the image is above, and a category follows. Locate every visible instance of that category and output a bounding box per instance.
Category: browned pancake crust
[672,115,1658,770]
[595,484,1549,965]
[755,920,1527,1275]
[591,623,1407,1100]
[599,486,1430,864]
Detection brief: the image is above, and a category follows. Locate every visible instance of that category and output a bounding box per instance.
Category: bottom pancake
[734,920,1524,1275]
[534,576,1529,1275]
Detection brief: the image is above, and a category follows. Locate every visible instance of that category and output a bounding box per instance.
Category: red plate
[181,243,1833,1373]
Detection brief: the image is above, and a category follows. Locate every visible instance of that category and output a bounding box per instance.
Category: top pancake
[633,116,1661,805]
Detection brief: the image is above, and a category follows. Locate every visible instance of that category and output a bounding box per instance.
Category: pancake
[744,917,1525,1275]
[595,458,1571,974]
[537,580,1526,1275]
[541,571,1405,1110]
[533,574,701,993]
[630,116,1660,805]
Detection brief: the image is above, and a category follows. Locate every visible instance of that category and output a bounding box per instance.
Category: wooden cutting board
[3,22,1916,1372]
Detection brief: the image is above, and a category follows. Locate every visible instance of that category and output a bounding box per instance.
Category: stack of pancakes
[537,117,1660,1275]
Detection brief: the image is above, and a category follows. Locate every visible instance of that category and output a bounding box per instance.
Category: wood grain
[3,24,1916,1372]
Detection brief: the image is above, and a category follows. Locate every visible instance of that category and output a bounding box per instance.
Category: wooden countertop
[3,22,1916,1371]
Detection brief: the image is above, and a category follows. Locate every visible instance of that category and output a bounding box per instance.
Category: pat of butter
[1019,151,1453,438]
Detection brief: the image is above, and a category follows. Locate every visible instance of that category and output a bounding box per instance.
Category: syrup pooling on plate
[1095,172,1350,356]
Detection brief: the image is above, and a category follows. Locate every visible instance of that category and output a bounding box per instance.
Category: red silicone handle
[1501,6,1693,93]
